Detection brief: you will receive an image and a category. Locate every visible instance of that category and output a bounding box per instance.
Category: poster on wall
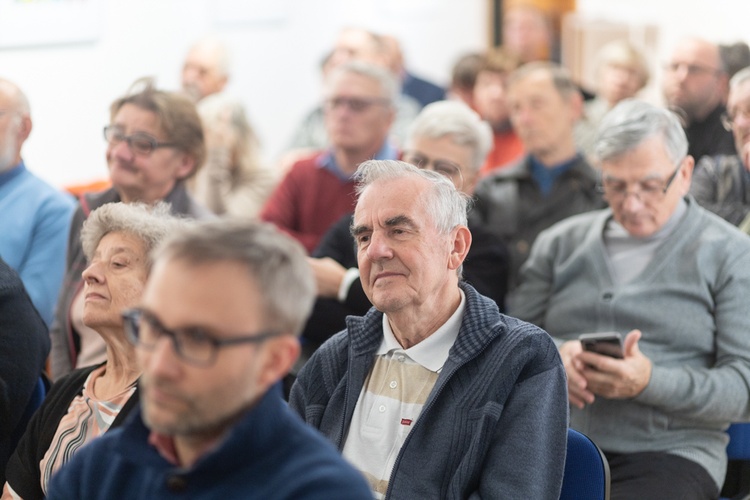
[0,0,102,48]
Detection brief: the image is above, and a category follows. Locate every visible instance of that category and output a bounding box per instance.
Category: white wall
[7,0,750,189]
[1,0,488,188]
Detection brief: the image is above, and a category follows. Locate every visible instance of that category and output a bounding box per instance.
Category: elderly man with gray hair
[511,99,750,500]
[691,65,750,231]
[262,60,399,254]
[291,159,567,499]
[300,101,510,357]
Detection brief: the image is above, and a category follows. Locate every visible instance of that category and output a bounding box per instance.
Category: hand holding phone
[579,332,624,359]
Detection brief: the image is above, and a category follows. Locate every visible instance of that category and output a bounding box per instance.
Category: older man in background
[181,37,230,103]
[663,37,735,162]
[691,66,750,230]
[301,100,509,358]
[512,99,750,500]
[474,62,604,292]
[291,159,567,499]
[262,61,398,253]
[0,78,75,326]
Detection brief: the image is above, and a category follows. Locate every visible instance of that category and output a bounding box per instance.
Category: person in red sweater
[261,60,398,253]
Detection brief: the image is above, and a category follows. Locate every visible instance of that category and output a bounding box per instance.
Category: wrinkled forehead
[354,177,432,225]
[670,39,720,66]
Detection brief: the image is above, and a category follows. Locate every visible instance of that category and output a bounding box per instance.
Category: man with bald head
[663,37,735,161]
[181,37,230,102]
[0,78,75,325]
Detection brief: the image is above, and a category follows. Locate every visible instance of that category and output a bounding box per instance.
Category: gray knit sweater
[511,196,750,488]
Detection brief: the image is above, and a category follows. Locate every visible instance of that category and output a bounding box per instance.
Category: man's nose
[145,335,181,378]
[366,231,393,261]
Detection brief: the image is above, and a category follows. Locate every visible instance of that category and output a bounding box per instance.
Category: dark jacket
[473,154,604,290]
[0,258,49,485]
[46,387,373,500]
[290,283,569,499]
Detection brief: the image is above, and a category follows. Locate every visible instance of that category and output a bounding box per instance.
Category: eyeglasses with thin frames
[598,162,683,203]
[323,97,390,113]
[103,126,176,156]
[122,308,283,367]
[402,151,465,190]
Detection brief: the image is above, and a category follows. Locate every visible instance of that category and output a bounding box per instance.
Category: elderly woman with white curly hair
[3,202,185,500]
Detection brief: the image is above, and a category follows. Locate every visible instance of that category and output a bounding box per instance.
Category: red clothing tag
[400,418,412,426]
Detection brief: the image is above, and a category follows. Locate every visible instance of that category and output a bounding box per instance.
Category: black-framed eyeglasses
[402,150,465,190]
[323,96,390,113]
[598,161,683,203]
[122,308,283,367]
[103,126,177,156]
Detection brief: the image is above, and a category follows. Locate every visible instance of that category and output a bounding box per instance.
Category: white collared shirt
[342,290,466,498]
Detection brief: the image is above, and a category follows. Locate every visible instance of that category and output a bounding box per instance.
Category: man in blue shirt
[0,78,75,325]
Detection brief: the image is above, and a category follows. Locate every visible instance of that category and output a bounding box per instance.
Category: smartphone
[579,332,624,359]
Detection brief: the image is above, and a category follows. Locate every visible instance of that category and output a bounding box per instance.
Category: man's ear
[448,225,472,271]
[17,115,32,143]
[174,153,197,180]
[679,154,695,195]
[257,335,300,389]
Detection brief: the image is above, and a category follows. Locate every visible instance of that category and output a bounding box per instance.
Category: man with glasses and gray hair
[662,37,735,162]
[299,101,510,360]
[46,219,372,499]
[511,99,750,499]
[691,65,750,232]
[262,60,399,254]
[291,159,568,499]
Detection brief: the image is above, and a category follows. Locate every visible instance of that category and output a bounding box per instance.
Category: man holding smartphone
[511,99,750,500]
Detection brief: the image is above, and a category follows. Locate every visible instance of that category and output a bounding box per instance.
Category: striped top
[342,291,465,498]
[39,364,136,495]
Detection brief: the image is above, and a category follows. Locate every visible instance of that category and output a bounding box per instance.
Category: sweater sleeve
[635,247,750,422]
[507,227,557,342]
[16,193,75,326]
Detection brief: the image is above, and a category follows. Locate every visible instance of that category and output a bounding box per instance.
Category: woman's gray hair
[593,99,688,165]
[405,100,493,173]
[81,202,185,268]
[325,60,399,106]
[152,219,315,336]
[354,159,469,234]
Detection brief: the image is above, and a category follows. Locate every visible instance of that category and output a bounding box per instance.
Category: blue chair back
[727,423,750,461]
[560,428,610,500]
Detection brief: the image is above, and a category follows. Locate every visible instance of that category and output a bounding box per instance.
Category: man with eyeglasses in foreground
[662,36,735,162]
[261,60,398,254]
[511,99,750,500]
[291,159,568,499]
[691,66,750,232]
[46,220,372,500]
[297,101,510,369]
